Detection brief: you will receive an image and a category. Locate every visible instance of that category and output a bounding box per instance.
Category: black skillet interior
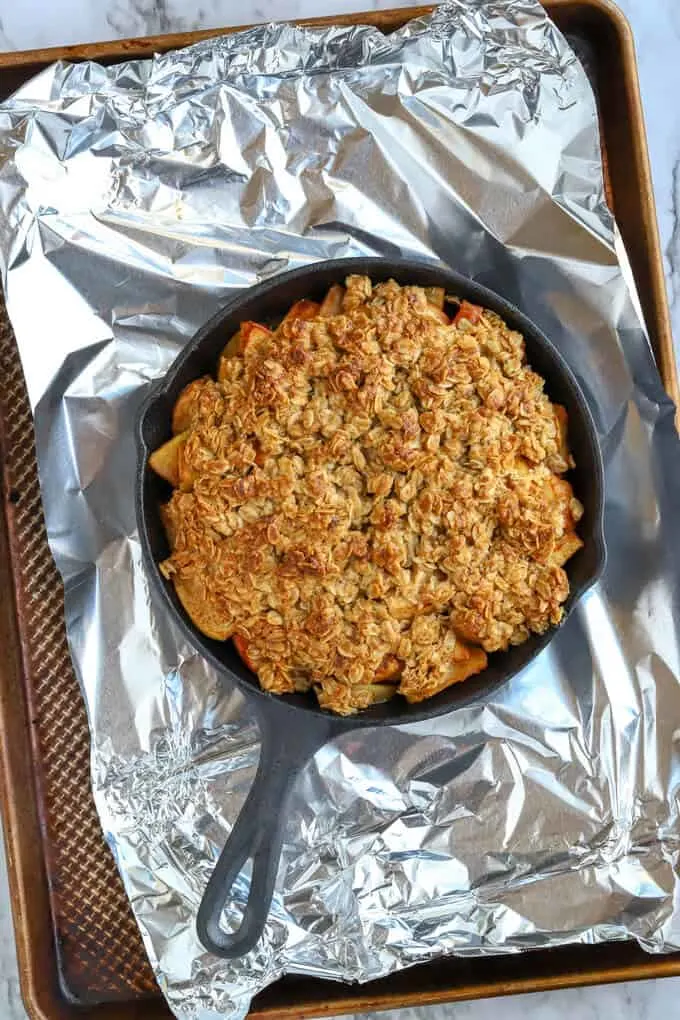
[136,257,606,958]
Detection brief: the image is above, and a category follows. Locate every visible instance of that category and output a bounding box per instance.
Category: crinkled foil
[0,1,679,1017]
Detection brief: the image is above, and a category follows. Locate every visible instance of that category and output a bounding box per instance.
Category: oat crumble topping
[151,276,583,715]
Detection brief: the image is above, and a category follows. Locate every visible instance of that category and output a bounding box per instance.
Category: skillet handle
[196,710,338,958]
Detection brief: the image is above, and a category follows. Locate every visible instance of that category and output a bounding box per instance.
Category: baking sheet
[0,2,679,1019]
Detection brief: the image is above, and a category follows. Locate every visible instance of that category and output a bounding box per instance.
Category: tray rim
[0,2,678,1019]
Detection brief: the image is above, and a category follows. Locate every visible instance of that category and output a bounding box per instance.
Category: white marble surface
[0,1,678,1019]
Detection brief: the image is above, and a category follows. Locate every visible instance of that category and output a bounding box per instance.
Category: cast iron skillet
[136,257,606,959]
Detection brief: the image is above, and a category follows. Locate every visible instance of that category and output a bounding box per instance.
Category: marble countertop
[0,1,677,1019]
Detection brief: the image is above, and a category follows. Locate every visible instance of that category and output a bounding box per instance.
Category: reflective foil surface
[0,2,679,1017]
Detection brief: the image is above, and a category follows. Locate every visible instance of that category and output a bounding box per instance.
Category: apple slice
[375,654,403,682]
[149,431,188,487]
[400,643,487,703]
[174,575,233,641]
[282,299,320,323]
[172,377,210,434]
[233,633,257,672]
[453,300,482,326]
[319,285,345,317]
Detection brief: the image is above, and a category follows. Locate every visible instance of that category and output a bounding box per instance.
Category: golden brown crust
[152,276,584,715]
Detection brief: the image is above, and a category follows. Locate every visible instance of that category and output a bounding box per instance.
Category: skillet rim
[135,256,606,730]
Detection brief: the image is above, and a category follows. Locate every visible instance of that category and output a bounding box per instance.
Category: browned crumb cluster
[153,275,583,715]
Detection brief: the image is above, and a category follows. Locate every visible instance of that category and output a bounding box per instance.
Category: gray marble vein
[0,2,677,1019]
[105,0,203,38]
[668,158,680,317]
[0,835,25,1020]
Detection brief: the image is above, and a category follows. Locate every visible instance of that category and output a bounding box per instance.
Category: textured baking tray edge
[0,2,678,1018]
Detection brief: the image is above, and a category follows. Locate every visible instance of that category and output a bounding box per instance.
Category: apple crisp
[150,275,583,715]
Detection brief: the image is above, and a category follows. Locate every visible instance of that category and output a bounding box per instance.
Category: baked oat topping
[150,275,584,715]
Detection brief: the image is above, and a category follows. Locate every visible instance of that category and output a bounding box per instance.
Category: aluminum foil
[0,1,679,1017]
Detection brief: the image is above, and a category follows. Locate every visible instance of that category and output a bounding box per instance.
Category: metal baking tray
[0,2,677,1018]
